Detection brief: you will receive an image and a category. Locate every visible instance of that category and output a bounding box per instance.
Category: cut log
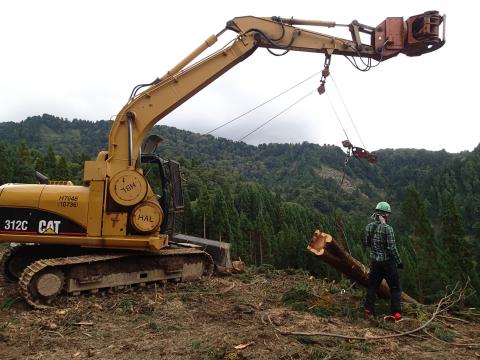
[308,230,418,304]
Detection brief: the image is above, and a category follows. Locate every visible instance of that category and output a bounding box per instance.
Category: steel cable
[238,88,317,142]
[330,74,366,149]
[205,71,322,135]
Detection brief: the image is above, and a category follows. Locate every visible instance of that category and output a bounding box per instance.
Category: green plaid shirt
[363,221,401,264]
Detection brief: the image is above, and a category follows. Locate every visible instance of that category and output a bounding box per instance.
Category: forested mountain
[0,114,478,304]
[0,115,459,213]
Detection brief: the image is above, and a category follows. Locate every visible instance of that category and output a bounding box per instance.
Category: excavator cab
[140,154,185,233]
[140,135,184,235]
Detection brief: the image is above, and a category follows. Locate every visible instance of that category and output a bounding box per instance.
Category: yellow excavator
[0,12,445,307]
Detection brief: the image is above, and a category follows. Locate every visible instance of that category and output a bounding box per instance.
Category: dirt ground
[1,253,479,360]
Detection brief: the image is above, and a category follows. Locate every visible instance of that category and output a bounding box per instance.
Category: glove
[397,263,404,269]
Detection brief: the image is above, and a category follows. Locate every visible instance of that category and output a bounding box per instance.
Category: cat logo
[38,220,61,235]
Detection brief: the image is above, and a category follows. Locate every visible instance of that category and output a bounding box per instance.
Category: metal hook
[317,54,332,95]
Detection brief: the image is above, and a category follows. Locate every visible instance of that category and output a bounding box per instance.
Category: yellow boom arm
[104,12,445,179]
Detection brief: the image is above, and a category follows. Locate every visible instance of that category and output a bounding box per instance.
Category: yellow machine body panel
[39,184,90,228]
[102,212,128,237]
[0,182,168,250]
[0,183,44,208]
[0,183,89,238]
[0,183,90,229]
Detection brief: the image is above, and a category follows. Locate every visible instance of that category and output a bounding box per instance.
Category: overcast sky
[1,0,478,153]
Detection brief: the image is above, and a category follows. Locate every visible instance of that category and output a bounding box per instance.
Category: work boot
[383,312,402,321]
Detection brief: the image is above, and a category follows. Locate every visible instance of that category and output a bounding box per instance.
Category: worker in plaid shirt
[363,201,403,320]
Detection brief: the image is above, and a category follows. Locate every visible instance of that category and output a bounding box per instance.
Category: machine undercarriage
[0,244,213,309]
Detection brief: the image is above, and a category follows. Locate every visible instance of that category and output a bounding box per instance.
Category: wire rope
[325,92,350,143]
[325,88,357,253]
[205,71,322,135]
[330,74,366,149]
[238,88,317,142]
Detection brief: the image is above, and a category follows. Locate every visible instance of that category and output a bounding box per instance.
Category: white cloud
[0,0,477,152]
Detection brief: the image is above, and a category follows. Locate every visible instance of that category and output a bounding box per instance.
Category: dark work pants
[364,260,402,315]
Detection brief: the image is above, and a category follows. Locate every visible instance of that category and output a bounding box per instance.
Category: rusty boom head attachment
[266,10,445,60]
[373,11,445,58]
[343,10,445,59]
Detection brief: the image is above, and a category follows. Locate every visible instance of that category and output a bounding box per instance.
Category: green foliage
[399,186,445,303]
[432,325,455,342]
[116,298,135,312]
[189,339,222,360]
[0,297,18,310]
[281,284,315,307]
[0,322,7,331]
[148,321,161,332]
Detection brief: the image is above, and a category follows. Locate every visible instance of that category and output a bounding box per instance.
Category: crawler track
[16,248,213,309]
[19,254,127,309]
[1,244,69,282]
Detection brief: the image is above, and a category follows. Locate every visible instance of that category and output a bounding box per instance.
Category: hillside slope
[1,260,479,360]
[0,114,463,215]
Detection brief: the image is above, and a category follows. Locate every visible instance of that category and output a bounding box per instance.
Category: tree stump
[308,230,418,304]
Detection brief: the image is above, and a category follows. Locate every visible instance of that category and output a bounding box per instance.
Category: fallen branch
[269,282,466,341]
[268,313,432,340]
[234,341,255,350]
[174,281,235,296]
[215,282,236,295]
[455,310,480,319]
[434,318,455,329]
[423,329,480,348]
[134,323,149,330]
[44,330,64,338]
[437,315,470,324]
[391,328,426,340]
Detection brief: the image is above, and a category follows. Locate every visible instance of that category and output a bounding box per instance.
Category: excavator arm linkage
[103,11,445,182]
